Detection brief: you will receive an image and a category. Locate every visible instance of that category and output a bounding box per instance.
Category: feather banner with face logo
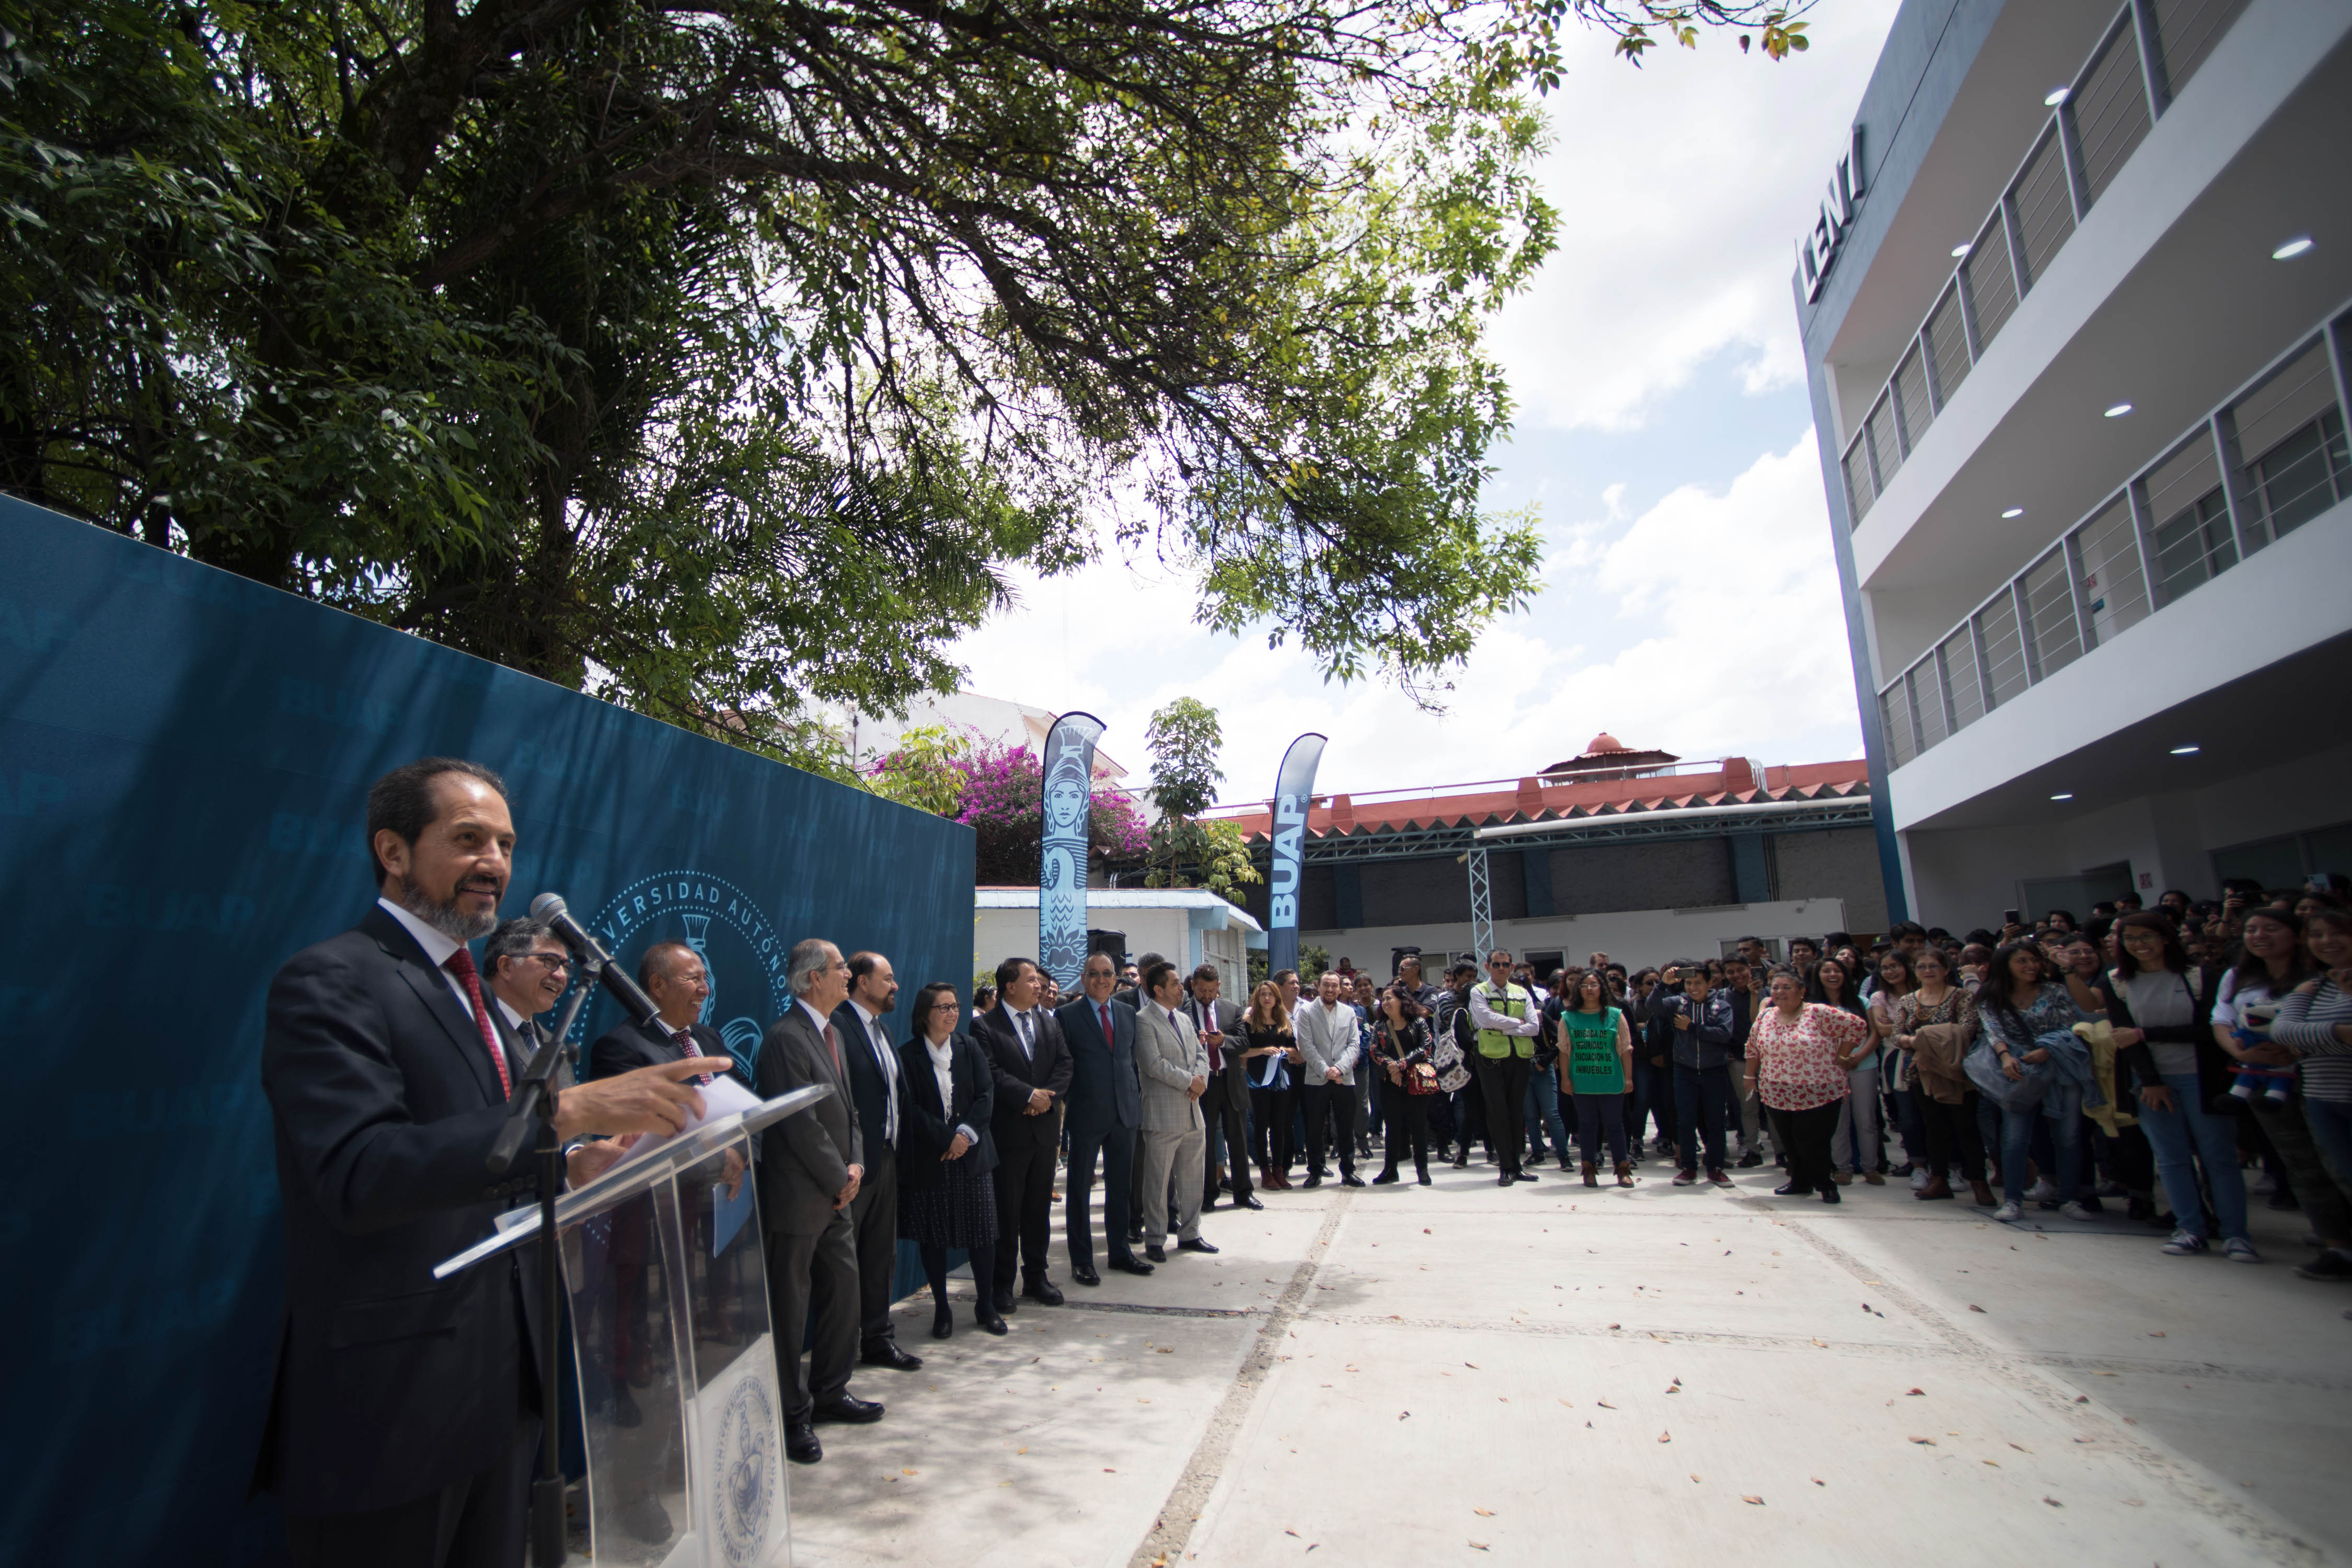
[1038,711,1105,988]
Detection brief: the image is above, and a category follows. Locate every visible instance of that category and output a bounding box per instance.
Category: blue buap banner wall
[0,495,975,1566]
[1264,733,1325,976]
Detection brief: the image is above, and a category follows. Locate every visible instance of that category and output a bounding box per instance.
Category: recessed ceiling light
[2044,87,2070,107]
[2050,792,2074,801]
[2001,506,2025,518]
[2104,402,2134,418]
[1951,243,1971,259]
[2169,744,2200,756]
[2273,236,2315,260]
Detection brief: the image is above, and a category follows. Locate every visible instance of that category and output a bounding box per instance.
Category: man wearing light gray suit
[1133,960,1220,1261]
[1296,970,1366,1187]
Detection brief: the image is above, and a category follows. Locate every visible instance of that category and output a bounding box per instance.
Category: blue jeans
[2138,1073,2249,1241]
[1526,1069,1569,1163]
[1998,1084,2082,1205]
[2308,1097,2352,1193]
[1673,1063,1731,1172]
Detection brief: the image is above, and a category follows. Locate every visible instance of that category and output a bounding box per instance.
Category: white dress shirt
[848,997,903,1143]
[923,1035,980,1148]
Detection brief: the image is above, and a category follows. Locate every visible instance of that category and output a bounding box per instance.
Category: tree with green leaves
[1144,698,1227,822]
[1,0,1811,759]
[1138,696,1261,905]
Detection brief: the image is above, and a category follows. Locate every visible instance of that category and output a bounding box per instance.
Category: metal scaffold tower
[1465,846,1494,964]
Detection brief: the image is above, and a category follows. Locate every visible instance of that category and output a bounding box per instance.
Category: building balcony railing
[1878,298,2352,770]
[1840,0,2251,528]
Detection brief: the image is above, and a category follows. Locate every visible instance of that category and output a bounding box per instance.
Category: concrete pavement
[783,1148,2352,1567]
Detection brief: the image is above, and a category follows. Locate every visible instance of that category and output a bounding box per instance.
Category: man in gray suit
[1134,961,1219,1262]
[1296,970,1366,1187]
[756,938,883,1466]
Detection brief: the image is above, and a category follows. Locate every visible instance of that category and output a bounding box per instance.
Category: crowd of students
[1017,880,2352,1306]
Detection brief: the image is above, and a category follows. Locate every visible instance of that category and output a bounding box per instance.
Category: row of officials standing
[252,756,1234,1568]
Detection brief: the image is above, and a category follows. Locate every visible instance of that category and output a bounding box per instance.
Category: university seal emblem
[711,1370,778,1565]
[572,872,791,1076]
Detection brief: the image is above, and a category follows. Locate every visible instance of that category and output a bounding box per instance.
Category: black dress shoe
[1772,1181,1814,1196]
[1497,1173,1515,1187]
[1127,1229,1145,1246]
[1513,1170,1538,1183]
[1416,1170,1433,1185]
[1145,1244,1167,1263]
[811,1395,884,1425]
[1073,1265,1101,1287]
[1239,1193,1264,1210]
[862,1342,923,1371]
[1737,1151,1763,1168]
[1819,1185,1841,1204]
[785,1420,822,1465]
[1302,1174,1323,1189]
[1373,1169,1400,1185]
[1342,1173,1366,1187]
[993,1289,1019,1316]
[931,1307,953,1341]
[1110,1254,1155,1276]
[1180,1237,1220,1254]
[976,1309,1009,1336]
[1022,1278,1065,1307]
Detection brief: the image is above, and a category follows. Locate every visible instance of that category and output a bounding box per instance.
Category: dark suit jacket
[971,1003,1073,1145]
[1184,993,1247,1083]
[1056,994,1142,1137]
[256,904,542,1516]
[895,1031,998,1190]
[588,1015,726,1084]
[832,1000,907,1162]
[754,1001,863,1237]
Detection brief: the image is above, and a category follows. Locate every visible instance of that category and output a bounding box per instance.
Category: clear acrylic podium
[438,1086,827,1568]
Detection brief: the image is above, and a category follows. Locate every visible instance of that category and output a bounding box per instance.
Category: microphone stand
[487,952,607,1568]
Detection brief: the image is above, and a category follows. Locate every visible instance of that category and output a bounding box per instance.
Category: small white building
[975,887,1265,987]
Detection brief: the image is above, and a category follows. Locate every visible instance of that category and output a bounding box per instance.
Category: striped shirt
[2273,979,2352,1104]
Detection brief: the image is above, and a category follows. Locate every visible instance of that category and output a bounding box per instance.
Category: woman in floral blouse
[1743,967,1873,1203]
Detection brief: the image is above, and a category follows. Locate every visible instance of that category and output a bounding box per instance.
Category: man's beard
[397,877,500,942]
[873,992,896,1014]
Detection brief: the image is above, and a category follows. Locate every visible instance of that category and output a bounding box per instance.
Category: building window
[2212,821,2352,892]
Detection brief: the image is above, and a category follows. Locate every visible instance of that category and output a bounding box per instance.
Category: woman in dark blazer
[897,982,1006,1337]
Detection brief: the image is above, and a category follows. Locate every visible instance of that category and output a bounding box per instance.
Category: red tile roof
[1207,757,1872,845]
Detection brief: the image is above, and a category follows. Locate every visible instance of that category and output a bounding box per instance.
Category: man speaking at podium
[256,758,731,1568]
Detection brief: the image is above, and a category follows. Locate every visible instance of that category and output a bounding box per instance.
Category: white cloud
[1489,3,1899,432]
[947,430,1862,801]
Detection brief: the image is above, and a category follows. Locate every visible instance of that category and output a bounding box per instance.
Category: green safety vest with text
[1563,1006,1627,1096]
[1475,983,1534,1059]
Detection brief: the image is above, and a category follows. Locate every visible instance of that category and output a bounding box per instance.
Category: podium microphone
[531,892,661,1025]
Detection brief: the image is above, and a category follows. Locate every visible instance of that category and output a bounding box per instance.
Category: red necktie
[442,948,513,1100]
[672,1026,712,1087]
[1099,1003,1112,1042]
[823,1022,844,1079]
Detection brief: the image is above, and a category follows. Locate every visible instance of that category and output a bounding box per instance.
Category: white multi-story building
[1799,0,2352,926]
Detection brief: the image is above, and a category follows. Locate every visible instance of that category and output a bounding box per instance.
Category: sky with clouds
[946,2,1900,804]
